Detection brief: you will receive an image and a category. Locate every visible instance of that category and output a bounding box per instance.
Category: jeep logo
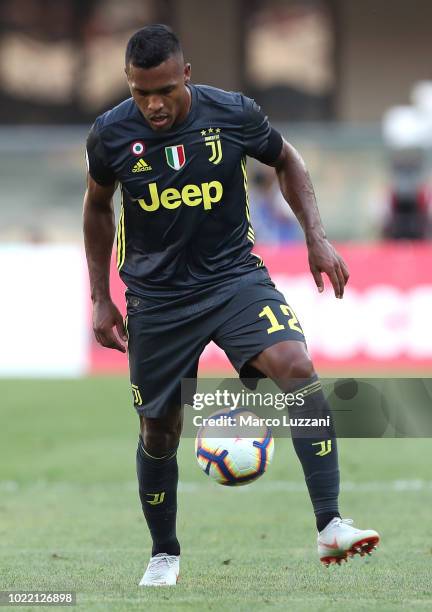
[137,181,223,212]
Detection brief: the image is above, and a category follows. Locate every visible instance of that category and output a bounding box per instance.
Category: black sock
[288,376,340,527]
[316,511,341,533]
[136,436,180,556]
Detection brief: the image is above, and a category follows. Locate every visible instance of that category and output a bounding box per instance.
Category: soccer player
[83,24,379,586]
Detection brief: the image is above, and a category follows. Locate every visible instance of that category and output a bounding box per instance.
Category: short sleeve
[242,96,283,165]
[86,122,116,186]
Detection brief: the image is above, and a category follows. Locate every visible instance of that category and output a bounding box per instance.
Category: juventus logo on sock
[146,492,166,505]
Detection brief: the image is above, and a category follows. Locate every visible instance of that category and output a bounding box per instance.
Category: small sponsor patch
[131,141,146,156]
[132,158,152,173]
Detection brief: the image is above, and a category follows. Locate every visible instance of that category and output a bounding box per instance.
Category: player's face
[126,54,191,132]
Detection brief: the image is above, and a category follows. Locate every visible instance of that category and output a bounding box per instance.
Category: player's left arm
[242,96,349,298]
[271,139,349,299]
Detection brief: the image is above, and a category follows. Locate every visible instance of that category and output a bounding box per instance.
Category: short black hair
[125,24,182,69]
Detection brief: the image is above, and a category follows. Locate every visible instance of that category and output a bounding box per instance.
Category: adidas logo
[132,158,152,173]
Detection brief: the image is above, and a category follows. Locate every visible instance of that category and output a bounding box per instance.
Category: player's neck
[174,85,192,127]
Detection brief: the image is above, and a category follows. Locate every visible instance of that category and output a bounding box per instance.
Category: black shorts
[125,269,306,417]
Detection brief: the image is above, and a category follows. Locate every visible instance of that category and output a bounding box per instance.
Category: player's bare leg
[249,340,380,565]
[137,408,183,586]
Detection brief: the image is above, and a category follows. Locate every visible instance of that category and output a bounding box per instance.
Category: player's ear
[184,63,191,83]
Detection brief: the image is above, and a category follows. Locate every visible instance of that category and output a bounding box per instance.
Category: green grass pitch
[1,377,432,611]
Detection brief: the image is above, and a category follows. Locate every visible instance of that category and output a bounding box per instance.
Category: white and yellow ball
[195,409,274,486]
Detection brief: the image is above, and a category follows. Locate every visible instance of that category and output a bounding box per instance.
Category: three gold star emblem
[200,127,221,137]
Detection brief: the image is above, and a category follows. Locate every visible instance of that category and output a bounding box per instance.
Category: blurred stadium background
[1,0,432,377]
[1,1,432,609]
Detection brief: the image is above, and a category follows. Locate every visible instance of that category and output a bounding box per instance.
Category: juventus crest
[200,128,223,165]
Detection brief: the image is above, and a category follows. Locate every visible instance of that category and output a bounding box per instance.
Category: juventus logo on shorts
[131,383,143,406]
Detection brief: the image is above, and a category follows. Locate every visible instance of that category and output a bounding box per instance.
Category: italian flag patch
[165,144,186,170]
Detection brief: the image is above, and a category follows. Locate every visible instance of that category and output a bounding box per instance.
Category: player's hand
[307,238,349,299]
[92,299,127,352]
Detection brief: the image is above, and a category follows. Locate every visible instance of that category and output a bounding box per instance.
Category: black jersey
[86,83,283,299]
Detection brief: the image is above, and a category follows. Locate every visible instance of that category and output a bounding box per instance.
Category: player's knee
[140,415,181,456]
[262,348,315,382]
[286,355,315,380]
[141,428,180,456]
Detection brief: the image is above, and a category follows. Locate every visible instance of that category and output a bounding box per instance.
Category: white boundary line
[1,479,431,493]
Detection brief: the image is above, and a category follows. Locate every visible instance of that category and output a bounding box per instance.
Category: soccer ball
[195,409,274,486]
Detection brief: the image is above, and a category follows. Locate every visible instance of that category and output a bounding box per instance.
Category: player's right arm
[83,136,127,353]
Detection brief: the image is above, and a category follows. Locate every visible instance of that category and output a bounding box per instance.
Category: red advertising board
[89,243,432,374]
